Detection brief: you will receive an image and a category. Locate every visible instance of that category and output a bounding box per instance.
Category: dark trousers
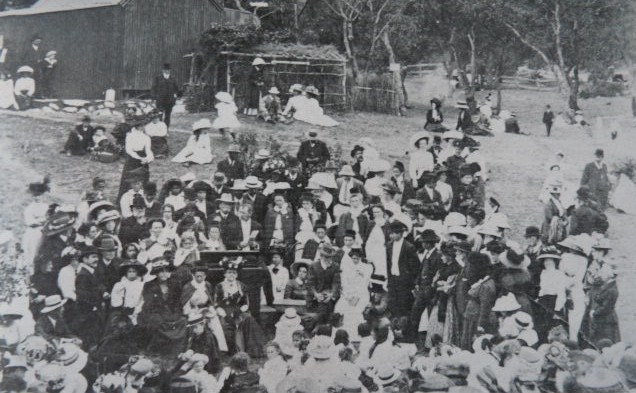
[545,122,552,137]
[159,104,174,128]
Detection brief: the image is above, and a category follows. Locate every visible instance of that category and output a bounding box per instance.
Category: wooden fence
[500,75,559,91]
[350,72,401,114]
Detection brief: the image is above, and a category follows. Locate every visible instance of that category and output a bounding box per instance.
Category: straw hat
[592,237,612,250]
[244,176,263,188]
[216,193,236,204]
[41,295,67,314]
[255,149,271,159]
[374,365,402,386]
[410,131,431,148]
[54,343,88,374]
[308,172,337,189]
[444,212,467,227]
[252,57,266,66]
[305,85,320,96]
[488,212,511,229]
[307,335,333,359]
[17,65,34,74]
[455,101,469,109]
[537,245,561,261]
[192,119,212,131]
[492,293,522,312]
[0,302,24,320]
[338,165,355,177]
[477,225,502,238]
[149,257,175,274]
[319,243,337,258]
[42,212,76,236]
[366,159,391,173]
[289,83,303,93]
[214,91,234,103]
[268,87,280,95]
[447,225,470,237]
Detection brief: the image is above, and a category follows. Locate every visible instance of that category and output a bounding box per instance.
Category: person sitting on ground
[260,86,282,124]
[90,126,120,158]
[424,98,448,132]
[172,119,214,167]
[61,115,93,156]
[293,85,339,127]
[282,83,307,122]
[14,66,35,110]
[212,92,240,142]
[144,110,169,158]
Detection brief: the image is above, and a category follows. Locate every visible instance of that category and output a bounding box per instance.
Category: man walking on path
[543,104,555,137]
[151,63,180,128]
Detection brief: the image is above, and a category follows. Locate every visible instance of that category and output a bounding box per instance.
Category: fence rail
[500,76,559,90]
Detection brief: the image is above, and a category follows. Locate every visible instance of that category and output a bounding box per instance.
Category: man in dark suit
[301,223,331,261]
[191,181,215,219]
[231,204,263,250]
[242,176,268,224]
[74,246,107,349]
[542,104,555,137]
[208,173,230,210]
[333,191,368,247]
[119,195,150,246]
[409,229,442,348]
[216,144,245,186]
[151,63,180,128]
[390,161,416,202]
[210,194,242,249]
[580,149,611,210]
[416,171,443,207]
[95,236,123,293]
[350,145,365,182]
[386,221,419,321]
[37,212,76,274]
[306,244,341,322]
[297,130,330,170]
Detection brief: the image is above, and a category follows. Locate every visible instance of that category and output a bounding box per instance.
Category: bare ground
[2,82,636,342]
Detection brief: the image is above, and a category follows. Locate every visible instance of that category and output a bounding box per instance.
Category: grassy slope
[1,80,635,342]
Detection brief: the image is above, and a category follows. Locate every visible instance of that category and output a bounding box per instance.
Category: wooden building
[0,0,254,98]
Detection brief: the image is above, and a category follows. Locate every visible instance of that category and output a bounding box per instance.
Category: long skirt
[22,226,43,271]
[117,156,149,201]
[425,299,457,347]
[221,312,266,358]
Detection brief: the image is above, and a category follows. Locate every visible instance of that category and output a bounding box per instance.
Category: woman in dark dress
[214,258,266,359]
[219,352,263,393]
[30,259,60,316]
[424,98,448,133]
[117,115,154,201]
[284,261,309,300]
[138,257,187,356]
[245,58,266,116]
[460,252,496,350]
[498,247,533,315]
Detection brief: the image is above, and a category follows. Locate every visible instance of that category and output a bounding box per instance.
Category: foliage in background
[612,158,636,181]
[0,243,29,303]
[184,84,215,113]
[200,23,263,57]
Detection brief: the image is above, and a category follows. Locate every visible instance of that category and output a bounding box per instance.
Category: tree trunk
[343,19,359,80]
[467,30,477,94]
[567,66,580,110]
[382,29,404,115]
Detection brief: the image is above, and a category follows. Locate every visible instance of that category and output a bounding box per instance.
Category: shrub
[612,158,636,182]
[184,84,215,113]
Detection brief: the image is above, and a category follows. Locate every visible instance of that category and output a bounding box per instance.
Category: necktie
[272,267,279,274]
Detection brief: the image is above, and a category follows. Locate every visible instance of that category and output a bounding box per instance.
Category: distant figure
[212,92,240,141]
[37,50,57,98]
[542,105,554,137]
[260,86,282,123]
[21,34,44,71]
[172,119,214,167]
[424,98,448,133]
[0,71,18,110]
[151,63,180,128]
[14,66,35,110]
[504,114,520,134]
[245,57,266,116]
[632,96,636,118]
[580,148,611,211]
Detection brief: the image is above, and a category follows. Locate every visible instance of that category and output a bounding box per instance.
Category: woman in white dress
[335,248,372,336]
[172,119,214,166]
[364,205,390,289]
[23,176,51,271]
[409,132,435,188]
[282,84,308,120]
[293,86,339,127]
[117,117,154,200]
[212,92,241,141]
[0,71,18,110]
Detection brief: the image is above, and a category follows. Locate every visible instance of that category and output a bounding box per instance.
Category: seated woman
[89,126,120,157]
[282,84,307,122]
[424,98,448,133]
[109,260,147,326]
[293,85,339,127]
[172,119,214,166]
[218,352,261,393]
[284,260,309,300]
[181,265,214,316]
[260,87,282,123]
[138,257,187,356]
[145,110,169,158]
[214,258,266,359]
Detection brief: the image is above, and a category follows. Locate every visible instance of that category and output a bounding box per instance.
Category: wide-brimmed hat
[558,234,593,256]
[119,260,148,277]
[221,257,243,271]
[186,312,205,327]
[442,130,464,140]
[500,247,530,269]
[4,355,28,370]
[350,145,364,158]
[283,307,299,321]
[477,225,502,238]
[0,302,23,321]
[289,83,303,93]
[366,159,390,173]
[291,259,311,276]
[214,91,234,103]
[307,335,333,359]
[418,229,440,243]
[513,311,533,330]
[381,181,400,195]
[245,176,263,188]
[430,97,442,107]
[96,209,121,226]
[95,236,118,252]
[192,119,212,131]
[191,180,212,194]
[17,65,34,74]
[252,57,266,66]
[410,131,431,148]
[268,86,280,94]
[444,212,467,227]
[230,179,247,191]
[447,225,470,238]
[460,162,481,177]
[255,149,271,159]
[577,186,592,200]
[592,237,611,250]
[305,85,320,96]
[492,293,522,312]
[308,172,337,189]
[216,193,236,204]
[338,165,355,177]
[537,245,561,261]
[41,295,67,313]
[54,343,88,374]
[488,212,511,229]
[319,243,337,258]
[524,226,541,238]
[42,213,76,236]
[374,365,402,386]
[149,257,175,274]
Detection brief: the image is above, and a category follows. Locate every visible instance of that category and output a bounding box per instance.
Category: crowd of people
[0,87,632,393]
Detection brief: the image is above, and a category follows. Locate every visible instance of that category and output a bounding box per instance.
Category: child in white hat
[212,92,240,141]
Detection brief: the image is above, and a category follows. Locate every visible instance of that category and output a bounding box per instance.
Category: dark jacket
[217,159,245,186]
[416,186,443,207]
[222,218,263,250]
[297,140,330,166]
[75,266,106,314]
[242,193,268,224]
[306,261,341,309]
[97,257,124,292]
[588,280,620,344]
[37,234,74,273]
[386,239,419,316]
[334,212,369,247]
[151,75,180,107]
[35,313,75,341]
[581,162,610,207]
[119,217,149,246]
[542,110,554,124]
[263,207,296,247]
[569,203,601,236]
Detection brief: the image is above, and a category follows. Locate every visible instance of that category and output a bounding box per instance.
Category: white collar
[80,263,95,274]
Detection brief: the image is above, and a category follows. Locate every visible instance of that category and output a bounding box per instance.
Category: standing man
[217,144,245,187]
[297,130,330,173]
[74,246,107,350]
[543,105,555,137]
[386,221,419,323]
[151,63,180,128]
[580,149,611,210]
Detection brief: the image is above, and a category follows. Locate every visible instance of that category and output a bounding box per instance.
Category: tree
[321,0,367,79]
[489,0,632,110]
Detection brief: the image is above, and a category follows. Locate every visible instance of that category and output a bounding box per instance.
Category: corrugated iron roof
[0,0,221,17]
